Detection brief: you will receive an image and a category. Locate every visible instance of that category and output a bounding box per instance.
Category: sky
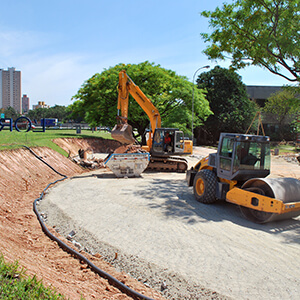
[0,0,292,108]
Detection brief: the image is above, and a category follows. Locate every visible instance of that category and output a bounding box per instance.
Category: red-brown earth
[0,141,165,300]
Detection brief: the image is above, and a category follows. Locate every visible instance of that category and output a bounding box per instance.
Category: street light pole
[192,65,210,145]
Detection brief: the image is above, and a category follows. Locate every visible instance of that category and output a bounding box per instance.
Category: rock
[72,240,82,250]
[67,230,76,240]
[161,281,167,291]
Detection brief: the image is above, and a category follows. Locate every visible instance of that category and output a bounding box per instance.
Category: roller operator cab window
[219,137,234,171]
[234,141,270,172]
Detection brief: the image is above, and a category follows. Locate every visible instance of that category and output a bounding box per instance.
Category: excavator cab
[151,128,185,156]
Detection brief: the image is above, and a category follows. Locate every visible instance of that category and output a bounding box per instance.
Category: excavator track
[147,156,188,173]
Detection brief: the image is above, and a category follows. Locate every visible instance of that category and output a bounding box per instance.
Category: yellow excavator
[111,70,192,172]
[186,132,300,223]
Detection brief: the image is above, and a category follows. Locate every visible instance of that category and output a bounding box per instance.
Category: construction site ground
[1,138,300,300]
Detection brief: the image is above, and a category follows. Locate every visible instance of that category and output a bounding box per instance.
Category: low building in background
[246,85,282,107]
[32,101,50,110]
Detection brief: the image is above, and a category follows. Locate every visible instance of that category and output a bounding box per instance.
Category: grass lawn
[271,143,299,154]
[0,129,112,156]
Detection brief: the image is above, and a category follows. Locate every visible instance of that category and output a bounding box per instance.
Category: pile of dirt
[53,137,122,157]
[55,138,147,170]
[0,145,165,300]
[113,144,147,154]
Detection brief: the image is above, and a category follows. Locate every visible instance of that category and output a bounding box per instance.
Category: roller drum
[240,177,300,223]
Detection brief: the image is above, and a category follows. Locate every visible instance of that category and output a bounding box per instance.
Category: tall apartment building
[0,67,22,113]
[22,94,30,113]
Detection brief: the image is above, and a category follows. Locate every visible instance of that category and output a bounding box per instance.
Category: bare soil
[0,143,165,300]
[53,137,122,157]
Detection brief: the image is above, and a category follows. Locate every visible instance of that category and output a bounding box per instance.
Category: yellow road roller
[186,133,300,223]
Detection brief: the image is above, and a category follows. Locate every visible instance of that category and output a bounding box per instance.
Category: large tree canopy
[72,62,211,141]
[197,66,257,142]
[201,0,300,82]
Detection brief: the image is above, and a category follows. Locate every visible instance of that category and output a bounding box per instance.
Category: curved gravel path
[39,150,300,300]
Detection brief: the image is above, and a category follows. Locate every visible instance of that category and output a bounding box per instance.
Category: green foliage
[26,105,73,122]
[197,66,257,142]
[270,141,299,154]
[263,88,300,140]
[72,61,211,140]
[2,107,20,120]
[264,88,299,123]
[0,254,65,299]
[201,0,300,82]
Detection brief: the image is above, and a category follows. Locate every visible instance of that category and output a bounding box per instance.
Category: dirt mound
[0,146,165,300]
[53,137,122,157]
[113,144,147,154]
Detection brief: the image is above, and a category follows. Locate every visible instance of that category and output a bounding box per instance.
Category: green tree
[263,88,300,140]
[201,0,300,82]
[72,61,211,142]
[196,66,257,143]
[4,107,20,120]
[47,105,72,121]
[27,105,72,122]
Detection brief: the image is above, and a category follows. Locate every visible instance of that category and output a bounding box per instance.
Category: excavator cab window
[174,131,184,153]
[152,128,185,155]
[152,130,164,152]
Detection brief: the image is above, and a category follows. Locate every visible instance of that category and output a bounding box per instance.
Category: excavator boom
[111,70,161,146]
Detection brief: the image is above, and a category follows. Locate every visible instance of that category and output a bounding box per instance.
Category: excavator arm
[112,70,161,147]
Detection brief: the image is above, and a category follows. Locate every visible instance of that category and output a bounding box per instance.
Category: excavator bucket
[111,123,136,144]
